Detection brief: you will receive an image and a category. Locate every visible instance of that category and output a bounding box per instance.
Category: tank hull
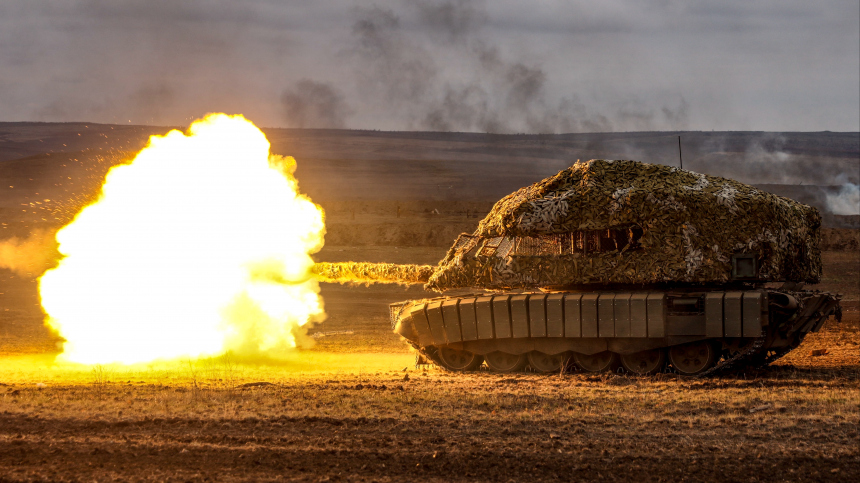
[390,288,841,375]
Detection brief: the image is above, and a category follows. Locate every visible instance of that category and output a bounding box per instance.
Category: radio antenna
[678,135,683,170]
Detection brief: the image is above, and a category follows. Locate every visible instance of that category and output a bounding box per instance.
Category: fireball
[39,114,326,364]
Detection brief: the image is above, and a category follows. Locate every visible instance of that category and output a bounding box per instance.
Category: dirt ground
[1,363,858,482]
[0,124,858,481]
[0,246,858,482]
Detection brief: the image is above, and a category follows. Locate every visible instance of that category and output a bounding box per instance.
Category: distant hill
[1,123,857,235]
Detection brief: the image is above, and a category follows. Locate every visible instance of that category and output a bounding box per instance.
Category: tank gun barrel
[311,262,434,285]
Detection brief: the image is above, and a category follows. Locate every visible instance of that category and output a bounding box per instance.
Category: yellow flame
[38,114,326,364]
[311,261,434,286]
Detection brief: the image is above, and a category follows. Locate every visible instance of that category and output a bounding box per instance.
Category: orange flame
[38,114,326,364]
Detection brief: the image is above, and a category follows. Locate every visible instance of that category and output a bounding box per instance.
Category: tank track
[393,289,841,377]
[696,332,766,378]
[755,346,795,367]
[416,329,794,377]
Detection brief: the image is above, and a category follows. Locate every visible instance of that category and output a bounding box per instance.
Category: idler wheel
[437,347,484,371]
[620,349,666,375]
[527,351,568,373]
[573,351,621,373]
[668,341,718,376]
[484,351,528,372]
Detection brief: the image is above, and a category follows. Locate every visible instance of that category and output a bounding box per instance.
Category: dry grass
[0,247,857,481]
[818,250,860,301]
[3,365,858,423]
[1,351,857,482]
[1,324,858,482]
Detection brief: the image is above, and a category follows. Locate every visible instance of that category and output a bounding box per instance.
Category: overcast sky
[1,0,858,132]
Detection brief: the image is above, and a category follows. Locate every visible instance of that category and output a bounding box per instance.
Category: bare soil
[0,125,858,481]
[0,246,857,482]
[0,347,858,483]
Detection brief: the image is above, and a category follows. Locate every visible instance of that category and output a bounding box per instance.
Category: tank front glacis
[425,159,822,292]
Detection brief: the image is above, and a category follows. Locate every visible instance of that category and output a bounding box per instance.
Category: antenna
[678,135,683,170]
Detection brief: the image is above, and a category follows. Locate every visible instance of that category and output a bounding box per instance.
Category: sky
[1,0,858,132]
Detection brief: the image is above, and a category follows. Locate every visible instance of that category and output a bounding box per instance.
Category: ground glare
[1,347,858,482]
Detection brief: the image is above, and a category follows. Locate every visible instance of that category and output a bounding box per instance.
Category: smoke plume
[339,0,692,133]
[826,183,860,215]
[695,133,859,186]
[2,1,856,131]
[0,230,61,278]
[281,80,352,129]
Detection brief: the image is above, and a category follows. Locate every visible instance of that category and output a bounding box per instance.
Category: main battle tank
[314,159,842,375]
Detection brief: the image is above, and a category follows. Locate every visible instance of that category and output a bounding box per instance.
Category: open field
[1,345,859,482]
[1,245,857,482]
[1,125,858,481]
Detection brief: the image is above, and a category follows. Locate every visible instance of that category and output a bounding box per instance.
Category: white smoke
[826,183,860,215]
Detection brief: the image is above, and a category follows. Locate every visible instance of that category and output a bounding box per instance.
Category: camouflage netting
[425,159,822,291]
[312,261,434,286]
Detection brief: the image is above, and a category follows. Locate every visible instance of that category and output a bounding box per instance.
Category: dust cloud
[0,230,61,278]
[826,183,860,215]
[684,133,860,186]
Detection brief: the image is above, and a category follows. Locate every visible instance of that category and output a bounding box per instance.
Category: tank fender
[394,317,418,342]
[810,296,842,333]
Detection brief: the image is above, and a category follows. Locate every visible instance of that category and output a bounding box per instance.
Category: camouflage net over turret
[425,159,822,292]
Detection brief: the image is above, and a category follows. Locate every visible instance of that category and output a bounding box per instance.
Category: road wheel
[572,351,621,373]
[620,349,666,375]
[668,341,718,376]
[484,351,528,372]
[527,351,568,373]
[437,347,484,371]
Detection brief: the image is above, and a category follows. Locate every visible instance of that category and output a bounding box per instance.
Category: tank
[315,159,842,375]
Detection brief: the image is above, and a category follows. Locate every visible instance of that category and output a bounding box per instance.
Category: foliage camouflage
[425,159,822,291]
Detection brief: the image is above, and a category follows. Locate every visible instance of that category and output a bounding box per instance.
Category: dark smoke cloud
[281,80,351,129]
[0,0,857,131]
[348,6,438,117]
[422,85,493,132]
[336,0,697,133]
[413,0,488,42]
